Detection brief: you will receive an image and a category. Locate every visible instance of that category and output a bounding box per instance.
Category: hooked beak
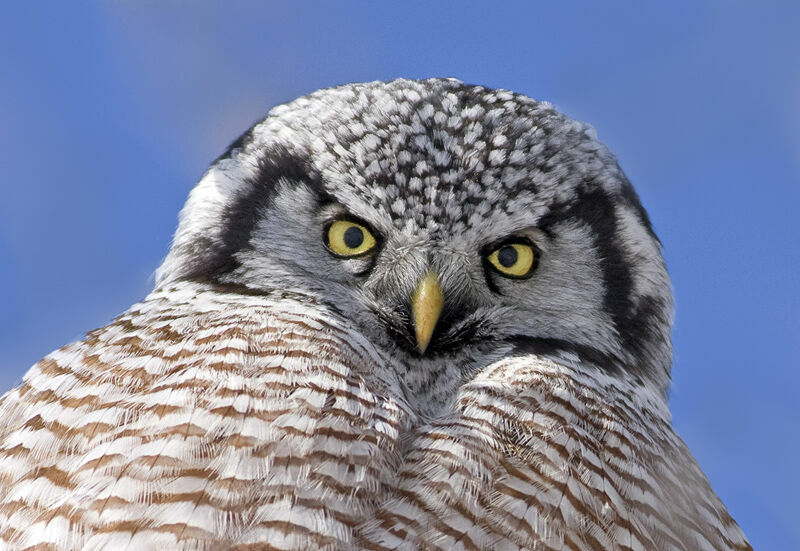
[411,271,444,354]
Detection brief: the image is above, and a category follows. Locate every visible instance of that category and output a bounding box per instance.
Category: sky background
[1,2,798,548]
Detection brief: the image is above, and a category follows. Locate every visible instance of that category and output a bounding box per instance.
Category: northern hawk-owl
[0,79,751,550]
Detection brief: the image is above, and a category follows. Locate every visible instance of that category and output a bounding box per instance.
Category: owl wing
[355,356,752,551]
[0,282,414,550]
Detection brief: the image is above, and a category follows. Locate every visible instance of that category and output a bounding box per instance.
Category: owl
[0,79,750,550]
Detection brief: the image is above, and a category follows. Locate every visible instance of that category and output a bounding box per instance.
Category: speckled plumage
[0,79,750,550]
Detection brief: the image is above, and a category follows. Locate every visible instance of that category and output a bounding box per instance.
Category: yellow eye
[325,220,377,257]
[487,242,536,278]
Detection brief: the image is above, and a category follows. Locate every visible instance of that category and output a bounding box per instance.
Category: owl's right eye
[324,220,378,257]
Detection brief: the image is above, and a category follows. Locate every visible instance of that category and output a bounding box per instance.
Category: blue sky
[1,2,798,548]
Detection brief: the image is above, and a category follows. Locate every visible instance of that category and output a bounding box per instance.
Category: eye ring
[324,219,379,258]
[484,239,539,279]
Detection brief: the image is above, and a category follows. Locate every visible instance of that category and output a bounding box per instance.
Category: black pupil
[497,246,518,267]
[343,226,364,249]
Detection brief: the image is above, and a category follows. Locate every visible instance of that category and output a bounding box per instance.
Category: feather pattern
[0,282,749,550]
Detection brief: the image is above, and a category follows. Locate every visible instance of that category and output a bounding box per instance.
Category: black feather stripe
[537,183,655,373]
[185,146,324,282]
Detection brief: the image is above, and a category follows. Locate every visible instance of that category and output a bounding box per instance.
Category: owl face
[157,79,674,397]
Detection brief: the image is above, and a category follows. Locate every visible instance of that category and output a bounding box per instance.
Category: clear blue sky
[1,2,797,548]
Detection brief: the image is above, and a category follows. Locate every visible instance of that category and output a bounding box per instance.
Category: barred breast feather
[0,281,749,550]
[0,282,413,550]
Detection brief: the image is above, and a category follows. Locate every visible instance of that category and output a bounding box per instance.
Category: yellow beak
[411,271,444,354]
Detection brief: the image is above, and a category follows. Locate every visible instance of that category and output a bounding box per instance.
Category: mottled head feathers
[157,79,674,393]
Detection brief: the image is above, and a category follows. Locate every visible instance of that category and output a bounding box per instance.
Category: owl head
[156,79,673,398]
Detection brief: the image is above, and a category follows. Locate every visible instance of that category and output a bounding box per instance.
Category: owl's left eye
[325,220,377,257]
[486,242,537,278]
